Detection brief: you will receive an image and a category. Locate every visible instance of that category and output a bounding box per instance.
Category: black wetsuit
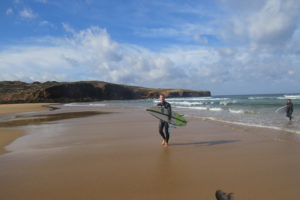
[286,102,293,120]
[157,101,172,143]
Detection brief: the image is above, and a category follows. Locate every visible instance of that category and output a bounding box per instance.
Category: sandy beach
[1,104,300,200]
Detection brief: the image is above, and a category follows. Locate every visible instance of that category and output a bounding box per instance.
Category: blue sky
[1,0,300,95]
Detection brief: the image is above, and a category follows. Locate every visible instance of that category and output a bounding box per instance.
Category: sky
[1,0,300,95]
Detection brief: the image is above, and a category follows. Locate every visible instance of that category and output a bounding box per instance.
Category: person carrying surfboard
[157,94,172,146]
[286,99,294,120]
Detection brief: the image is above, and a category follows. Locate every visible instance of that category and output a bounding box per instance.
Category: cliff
[0,81,211,103]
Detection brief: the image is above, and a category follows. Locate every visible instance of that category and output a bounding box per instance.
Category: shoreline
[1,104,300,199]
[61,98,300,135]
[189,114,300,135]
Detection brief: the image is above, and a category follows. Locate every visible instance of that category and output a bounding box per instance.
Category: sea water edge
[62,93,300,134]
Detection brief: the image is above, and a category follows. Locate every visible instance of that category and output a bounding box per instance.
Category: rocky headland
[0,81,211,103]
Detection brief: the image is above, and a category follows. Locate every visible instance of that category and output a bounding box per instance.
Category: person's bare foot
[161,140,166,145]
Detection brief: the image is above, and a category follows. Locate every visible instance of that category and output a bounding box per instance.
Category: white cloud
[219,0,266,11]
[62,23,76,34]
[248,0,300,45]
[6,8,13,15]
[134,0,300,52]
[221,0,300,49]
[0,26,299,94]
[135,23,214,43]
[40,20,50,26]
[19,8,37,19]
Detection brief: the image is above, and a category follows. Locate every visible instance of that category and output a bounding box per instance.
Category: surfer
[286,99,293,120]
[157,94,171,146]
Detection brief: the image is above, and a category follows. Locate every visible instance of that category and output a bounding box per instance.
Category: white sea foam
[277,97,287,100]
[248,96,275,100]
[219,101,228,105]
[186,115,217,121]
[284,95,300,99]
[229,109,244,114]
[167,101,203,106]
[219,100,237,106]
[168,97,230,101]
[193,106,208,110]
[176,106,223,112]
[209,107,223,111]
[207,98,230,101]
[167,97,210,101]
[276,95,300,100]
[175,106,208,110]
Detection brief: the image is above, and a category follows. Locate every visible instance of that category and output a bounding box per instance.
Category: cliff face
[0,81,211,103]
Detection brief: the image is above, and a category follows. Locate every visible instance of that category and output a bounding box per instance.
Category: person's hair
[160,94,165,97]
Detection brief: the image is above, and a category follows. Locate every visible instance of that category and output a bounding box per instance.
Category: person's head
[288,99,292,103]
[159,94,165,103]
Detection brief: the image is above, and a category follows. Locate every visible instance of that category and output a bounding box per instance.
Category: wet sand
[0,103,52,154]
[0,129,23,155]
[1,106,300,199]
[0,103,108,154]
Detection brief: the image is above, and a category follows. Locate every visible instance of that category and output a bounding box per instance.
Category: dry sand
[1,105,300,200]
[0,103,51,114]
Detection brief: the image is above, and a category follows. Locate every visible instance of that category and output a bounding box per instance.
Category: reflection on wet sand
[0,111,110,127]
[0,129,23,155]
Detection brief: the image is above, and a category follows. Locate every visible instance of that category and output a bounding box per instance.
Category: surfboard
[146,106,187,126]
[275,105,287,113]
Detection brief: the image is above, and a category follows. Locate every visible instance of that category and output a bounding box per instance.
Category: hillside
[0,81,211,103]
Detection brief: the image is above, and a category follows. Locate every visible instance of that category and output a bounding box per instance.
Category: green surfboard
[146,106,187,126]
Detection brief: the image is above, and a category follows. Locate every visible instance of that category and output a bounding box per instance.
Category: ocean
[64,93,300,134]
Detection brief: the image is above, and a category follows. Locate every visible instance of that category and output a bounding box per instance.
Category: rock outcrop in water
[0,81,211,103]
